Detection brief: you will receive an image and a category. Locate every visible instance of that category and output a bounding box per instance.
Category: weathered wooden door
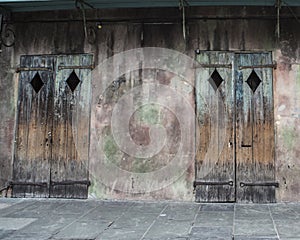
[13,54,92,199]
[13,55,54,197]
[195,52,235,202]
[195,51,276,203]
[50,55,92,198]
[235,53,276,202]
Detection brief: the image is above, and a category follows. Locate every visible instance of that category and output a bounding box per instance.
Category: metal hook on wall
[0,13,15,52]
[275,0,282,39]
[179,0,189,41]
[75,0,94,43]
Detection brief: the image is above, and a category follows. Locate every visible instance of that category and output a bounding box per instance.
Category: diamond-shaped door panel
[208,69,224,91]
[30,72,44,93]
[66,70,81,92]
[246,70,261,93]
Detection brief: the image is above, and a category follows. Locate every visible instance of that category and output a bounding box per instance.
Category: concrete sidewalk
[0,198,299,240]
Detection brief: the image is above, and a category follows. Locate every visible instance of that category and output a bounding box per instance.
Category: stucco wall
[0,6,299,201]
[0,47,15,191]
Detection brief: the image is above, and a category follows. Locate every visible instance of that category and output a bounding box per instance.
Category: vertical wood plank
[50,54,92,199]
[235,52,275,203]
[195,51,235,202]
[13,55,54,198]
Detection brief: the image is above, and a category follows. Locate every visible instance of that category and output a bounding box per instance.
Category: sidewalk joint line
[139,204,168,240]
[47,204,100,239]
[188,203,202,234]
[268,204,280,240]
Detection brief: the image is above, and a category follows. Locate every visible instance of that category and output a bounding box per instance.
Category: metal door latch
[241,144,252,148]
[240,182,279,188]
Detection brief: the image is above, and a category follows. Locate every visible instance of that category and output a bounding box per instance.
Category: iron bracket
[193,180,234,188]
[0,13,15,51]
[51,180,91,186]
[9,181,48,187]
[16,67,52,73]
[193,63,232,69]
[58,65,94,70]
[240,182,279,188]
[239,61,277,70]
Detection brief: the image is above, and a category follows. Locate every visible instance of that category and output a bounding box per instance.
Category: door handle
[241,141,251,147]
[241,144,252,148]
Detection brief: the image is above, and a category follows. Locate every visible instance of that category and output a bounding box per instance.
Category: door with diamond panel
[50,54,92,198]
[13,54,92,198]
[13,55,55,197]
[195,51,275,203]
[195,51,236,202]
[235,53,276,203]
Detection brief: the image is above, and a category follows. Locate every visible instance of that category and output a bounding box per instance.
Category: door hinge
[238,61,277,70]
[58,65,94,70]
[240,182,279,188]
[193,180,234,188]
[16,67,53,73]
[9,181,48,187]
[193,63,232,69]
[50,180,91,186]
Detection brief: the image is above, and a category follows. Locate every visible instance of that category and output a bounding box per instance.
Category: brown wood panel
[13,55,54,197]
[235,53,275,203]
[195,51,235,202]
[195,51,275,203]
[13,54,92,199]
[50,54,92,198]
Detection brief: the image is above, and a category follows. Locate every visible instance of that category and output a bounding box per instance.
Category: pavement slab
[0,217,37,230]
[0,199,300,240]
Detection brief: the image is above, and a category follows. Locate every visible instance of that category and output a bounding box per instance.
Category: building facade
[0,3,300,202]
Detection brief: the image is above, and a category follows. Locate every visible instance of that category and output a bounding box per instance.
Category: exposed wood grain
[13,54,92,199]
[51,54,92,199]
[195,51,235,202]
[13,55,54,198]
[235,53,275,203]
[195,52,275,203]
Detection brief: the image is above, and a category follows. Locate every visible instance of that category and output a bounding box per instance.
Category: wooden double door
[13,54,92,198]
[195,51,277,203]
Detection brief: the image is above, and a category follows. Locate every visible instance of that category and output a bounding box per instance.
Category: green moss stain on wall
[282,126,297,150]
[132,158,153,173]
[103,134,122,165]
[89,176,106,198]
[104,135,117,157]
[136,104,161,125]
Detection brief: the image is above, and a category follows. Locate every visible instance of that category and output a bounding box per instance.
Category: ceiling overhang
[0,0,299,13]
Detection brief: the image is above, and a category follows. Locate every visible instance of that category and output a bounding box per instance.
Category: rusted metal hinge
[239,61,277,70]
[58,65,94,70]
[9,181,48,187]
[16,67,53,73]
[193,63,232,69]
[51,180,91,186]
[240,182,279,188]
[193,180,234,188]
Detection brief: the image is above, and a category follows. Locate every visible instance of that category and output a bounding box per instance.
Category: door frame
[12,54,93,199]
[194,50,277,203]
